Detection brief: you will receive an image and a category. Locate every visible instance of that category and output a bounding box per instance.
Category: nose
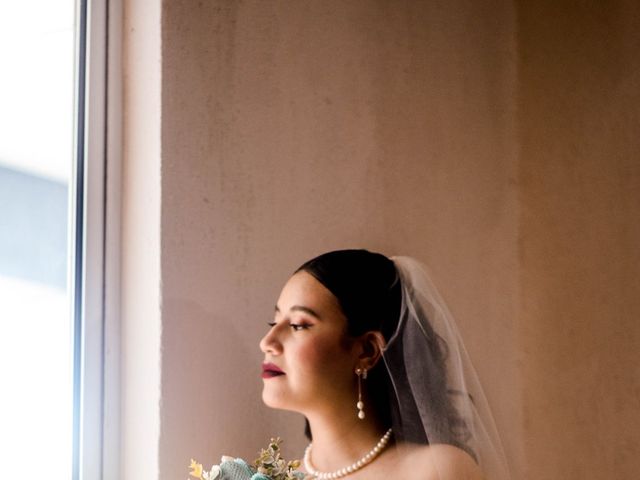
[259,324,283,355]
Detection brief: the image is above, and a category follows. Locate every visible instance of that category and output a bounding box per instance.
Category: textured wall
[158,1,519,479]
[517,1,640,478]
[116,1,640,480]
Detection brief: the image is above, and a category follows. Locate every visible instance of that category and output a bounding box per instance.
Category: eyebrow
[274,304,322,320]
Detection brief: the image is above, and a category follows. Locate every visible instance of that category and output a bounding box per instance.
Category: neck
[305,409,389,472]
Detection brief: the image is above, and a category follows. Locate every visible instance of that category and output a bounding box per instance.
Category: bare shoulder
[396,443,485,480]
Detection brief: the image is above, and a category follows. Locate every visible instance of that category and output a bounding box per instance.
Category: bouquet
[189,437,308,480]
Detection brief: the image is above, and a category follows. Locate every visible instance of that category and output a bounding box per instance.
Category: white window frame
[71,0,121,478]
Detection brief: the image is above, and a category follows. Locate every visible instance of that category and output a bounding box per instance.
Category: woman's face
[259,271,359,415]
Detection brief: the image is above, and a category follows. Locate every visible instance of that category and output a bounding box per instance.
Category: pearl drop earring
[355,367,367,420]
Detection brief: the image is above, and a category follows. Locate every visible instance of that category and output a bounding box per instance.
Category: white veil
[383,256,511,480]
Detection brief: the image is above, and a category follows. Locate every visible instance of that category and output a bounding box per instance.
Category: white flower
[208,465,221,479]
[220,455,235,463]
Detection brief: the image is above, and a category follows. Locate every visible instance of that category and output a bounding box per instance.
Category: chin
[261,386,285,409]
[261,387,300,413]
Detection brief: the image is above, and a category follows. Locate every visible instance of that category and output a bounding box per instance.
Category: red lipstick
[262,362,285,379]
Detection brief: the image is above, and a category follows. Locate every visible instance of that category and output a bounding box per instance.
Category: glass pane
[0,1,75,478]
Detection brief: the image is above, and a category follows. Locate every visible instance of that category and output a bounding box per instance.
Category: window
[0,1,118,478]
[0,1,75,477]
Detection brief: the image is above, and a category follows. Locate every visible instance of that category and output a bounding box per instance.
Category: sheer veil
[384,256,511,480]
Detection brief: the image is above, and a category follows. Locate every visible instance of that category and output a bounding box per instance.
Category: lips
[262,362,285,379]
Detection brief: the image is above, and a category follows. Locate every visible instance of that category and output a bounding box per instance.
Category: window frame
[71,0,121,478]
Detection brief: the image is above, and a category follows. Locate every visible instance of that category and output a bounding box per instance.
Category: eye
[290,323,310,331]
[266,321,276,328]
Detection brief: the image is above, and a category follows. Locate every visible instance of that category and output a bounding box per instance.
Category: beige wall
[157,0,521,478]
[121,0,161,478]
[119,1,639,479]
[517,1,640,478]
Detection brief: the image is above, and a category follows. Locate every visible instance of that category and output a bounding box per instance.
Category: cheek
[292,336,353,381]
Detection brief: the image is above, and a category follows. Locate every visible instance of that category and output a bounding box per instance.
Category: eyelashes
[290,323,310,331]
[267,321,311,331]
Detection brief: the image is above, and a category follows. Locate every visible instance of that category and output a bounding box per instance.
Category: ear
[356,331,387,371]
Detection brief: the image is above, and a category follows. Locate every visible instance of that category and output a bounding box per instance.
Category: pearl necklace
[303,428,393,479]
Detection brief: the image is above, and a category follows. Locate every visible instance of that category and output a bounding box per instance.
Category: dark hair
[295,249,473,456]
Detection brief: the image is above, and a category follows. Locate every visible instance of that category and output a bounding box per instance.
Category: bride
[259,250,510,480]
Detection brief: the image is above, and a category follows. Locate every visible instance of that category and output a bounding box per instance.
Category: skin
[259,271,484,480]
[260,270,359,413]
